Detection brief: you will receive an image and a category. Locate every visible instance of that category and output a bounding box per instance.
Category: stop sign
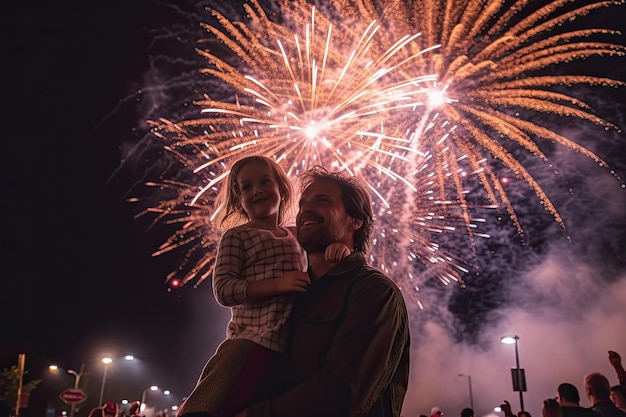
[60,388,87,404]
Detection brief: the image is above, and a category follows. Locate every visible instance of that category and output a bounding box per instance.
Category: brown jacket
[247,252,410,417]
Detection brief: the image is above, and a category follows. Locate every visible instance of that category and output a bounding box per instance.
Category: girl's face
[236,160,283,223]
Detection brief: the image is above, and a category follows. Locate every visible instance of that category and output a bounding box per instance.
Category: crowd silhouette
[410,350,626,417]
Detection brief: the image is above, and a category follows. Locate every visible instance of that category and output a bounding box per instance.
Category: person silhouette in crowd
[557,382,596,417]
[500,400,531,417]
[88,408,103,417]
[103,402,119,417]
[129,401,141,417]
[431,407,443,417]
[610,386,626,412]
[543,398,562,417]
[608,350,626,411]
[461,408,474,417]
[609,351,626,387]
[584,372,626,417]
[500,400,516,417]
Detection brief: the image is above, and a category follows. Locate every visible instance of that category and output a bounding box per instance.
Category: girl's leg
[215,344,282,417]
[177,339,257,417]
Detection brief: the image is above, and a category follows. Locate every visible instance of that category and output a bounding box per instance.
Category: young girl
[177,156,350,417]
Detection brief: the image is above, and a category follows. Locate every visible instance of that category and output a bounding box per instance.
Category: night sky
[4,0,226,411]
[3,1,626,417]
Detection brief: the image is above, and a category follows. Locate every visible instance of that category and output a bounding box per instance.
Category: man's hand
[609,351,622,368]
[608,350,626,381]
[325,243,351,263]
[500,400,515,417]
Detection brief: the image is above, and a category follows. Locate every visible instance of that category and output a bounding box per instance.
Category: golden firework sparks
[142,0,625,303]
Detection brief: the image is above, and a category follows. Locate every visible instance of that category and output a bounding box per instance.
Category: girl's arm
[245,271,310,302]
[212,230,248,306]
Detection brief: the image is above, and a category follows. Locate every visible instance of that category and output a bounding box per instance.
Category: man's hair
[299,166,374,253]
[584,372,611,400]
[88,409,103,417]
[611,385,626,396]
[129,401,141,415]
[558,383,580,403]
[461,408,474,417]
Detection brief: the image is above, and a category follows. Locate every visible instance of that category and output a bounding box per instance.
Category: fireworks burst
[142,0,625,304]
[332,0,625,234]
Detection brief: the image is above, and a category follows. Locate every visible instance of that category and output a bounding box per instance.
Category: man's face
[296,179,355,253]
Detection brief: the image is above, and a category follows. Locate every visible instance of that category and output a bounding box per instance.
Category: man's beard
[297,227,337,254]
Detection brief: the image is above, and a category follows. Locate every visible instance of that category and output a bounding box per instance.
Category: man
[237,166,411,416]
[608,351,626,411]
[430,406,443,417]
[608,351,626,387]
[460,408,474,417]
[556,382,595,417]
[543,399,561,417]
[610,386,626,412]
[584,373,626,417]
[129,401,142,417]
[103,402,119,417]
[430,407,443,417]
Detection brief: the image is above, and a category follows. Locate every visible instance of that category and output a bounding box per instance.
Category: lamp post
[67,364,85,417]
[141,386,159,413]
[458,374,474,409]
[501,335,525,412]
[48,363,86,417]
[98,357,113,406]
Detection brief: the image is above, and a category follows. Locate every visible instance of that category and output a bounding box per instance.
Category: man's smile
[298,217,322,229]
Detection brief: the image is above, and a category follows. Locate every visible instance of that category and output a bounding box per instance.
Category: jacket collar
[321,251,367,277]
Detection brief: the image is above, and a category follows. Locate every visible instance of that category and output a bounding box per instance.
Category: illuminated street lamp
[98,357,113,406]
[140,386,159,412]
[48,363,85,417]
[52,355,135,409]
[501,335,526,412]
[458,373,474,409]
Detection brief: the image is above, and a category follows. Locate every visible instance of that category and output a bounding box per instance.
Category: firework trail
[147,0,476,297]
[143,0,625,304]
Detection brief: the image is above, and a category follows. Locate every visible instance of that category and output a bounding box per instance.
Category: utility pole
[15,354,26,417]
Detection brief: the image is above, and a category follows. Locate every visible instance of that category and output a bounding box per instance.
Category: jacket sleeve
[246,276,410,417]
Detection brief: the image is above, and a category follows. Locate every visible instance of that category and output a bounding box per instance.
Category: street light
[98,357,113,406]
[458,374,474,409]
[67,364,85,417]
[501,335,526,412]
[48,363,85,417]
[141,386,159,412]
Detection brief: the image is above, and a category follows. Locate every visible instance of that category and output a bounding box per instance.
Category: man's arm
[609,351,626,386]
[243,277,409,417]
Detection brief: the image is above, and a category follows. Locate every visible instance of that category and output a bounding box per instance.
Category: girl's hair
[215,156,294,230]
